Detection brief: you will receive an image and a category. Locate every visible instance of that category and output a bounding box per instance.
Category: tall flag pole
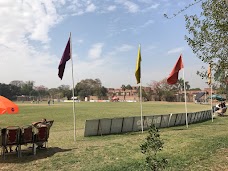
[182,66,188,128]
[167,54,188,128]
[208,63,213,122]
[70,33,76,141]
[58,32,76,141]
[135,44,143,133]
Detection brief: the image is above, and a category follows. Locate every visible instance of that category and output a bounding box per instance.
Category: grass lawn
[1,101,228,171]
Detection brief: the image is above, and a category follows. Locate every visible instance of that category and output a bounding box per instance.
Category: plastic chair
[2,126,21,159]
[20,125,35,156]
[46,120,54,139]
[0,128,2,156]
[34,126,48,155]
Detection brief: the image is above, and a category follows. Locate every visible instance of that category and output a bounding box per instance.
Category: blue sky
[0,0,209,89]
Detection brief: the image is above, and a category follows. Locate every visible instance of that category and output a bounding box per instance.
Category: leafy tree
[177,78,191,91]
[140,125,168,171]
[121,84,126,100]
[185,0,228,97]
[125,84,132,90]
[75,79,107,100]
[9,80,24,88]
[48,88,61,99]
[165,0,227,98]
[137,87,153,101]
[21,81,34,96]
[0,83,21,100]
[149,79,177,101]
[58,85,72,100]
[164,0,204,19]
[8,84,22,99]
[30,89,39,97]
[96,86,108,99]
[34,85,49,99]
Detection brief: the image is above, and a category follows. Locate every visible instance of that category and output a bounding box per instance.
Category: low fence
[84,110,212,137]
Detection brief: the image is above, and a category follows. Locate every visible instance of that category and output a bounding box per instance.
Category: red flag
[58,37,71,80]
[167,55,184,85]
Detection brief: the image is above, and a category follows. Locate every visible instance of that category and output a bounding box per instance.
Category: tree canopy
[185,0,228,81]
[75,79,107,100]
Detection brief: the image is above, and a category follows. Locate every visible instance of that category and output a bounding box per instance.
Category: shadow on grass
[0,147,72,163]
[169,120,211,131]
[218,115,228,117]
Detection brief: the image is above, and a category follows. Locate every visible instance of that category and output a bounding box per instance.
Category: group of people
[214,101,227,116]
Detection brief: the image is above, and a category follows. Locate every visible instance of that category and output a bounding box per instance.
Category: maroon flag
[58,37,71,80]
[167,55,184,85]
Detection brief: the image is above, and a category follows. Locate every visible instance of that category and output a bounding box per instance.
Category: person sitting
[32,118,53,149]
[32,118,50,128]
[215,102,227,116]
[222,102,227,109]
[221,102,227,114]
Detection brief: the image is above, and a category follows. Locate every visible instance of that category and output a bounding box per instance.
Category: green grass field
[1,101,228,171]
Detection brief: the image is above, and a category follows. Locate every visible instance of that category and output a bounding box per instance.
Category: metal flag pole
[140,81,143,133]
[208,63,213,122]
[138,44,143,133]
[183,69,188,128]
[211,84,213,122]
[70,32,76,141]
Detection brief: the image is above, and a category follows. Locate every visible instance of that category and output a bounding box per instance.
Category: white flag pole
[140,82,143,133]
[182,69,188,128]
[70,32,76,141]
[137,44,143,133]
[208,63,213,122]
[210,83,213,122]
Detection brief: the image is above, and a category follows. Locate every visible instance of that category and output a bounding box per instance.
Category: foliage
[126,84,133,90]
[20,80,34,95]
[121,84,126,91]
[164,0,227,98]
[121,84,126,100]
[149,79,177,101]
[142,88,152,101]
[75,78,107,100]
[10,80,24,88]
[96,86,108,99]
[58,85,72,99]
[164,0,204,19]
[140,125,168,171]
[5,80,73,100]
[0,83,21,100]
[185,0,228,89]
[34,85,49,99]
[177,78,191,91]
[135,86,152,101]
[149,78,192,102]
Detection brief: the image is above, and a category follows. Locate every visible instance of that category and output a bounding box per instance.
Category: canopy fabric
[0,96,19,114]
[207,94,226,102]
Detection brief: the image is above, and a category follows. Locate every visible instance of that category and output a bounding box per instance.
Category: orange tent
[0,96,19,114]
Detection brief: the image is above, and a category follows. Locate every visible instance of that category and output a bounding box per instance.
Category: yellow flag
[135,44,141,84]
[207,63,211,85]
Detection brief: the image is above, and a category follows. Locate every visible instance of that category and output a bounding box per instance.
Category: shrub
[140,125,168,171]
